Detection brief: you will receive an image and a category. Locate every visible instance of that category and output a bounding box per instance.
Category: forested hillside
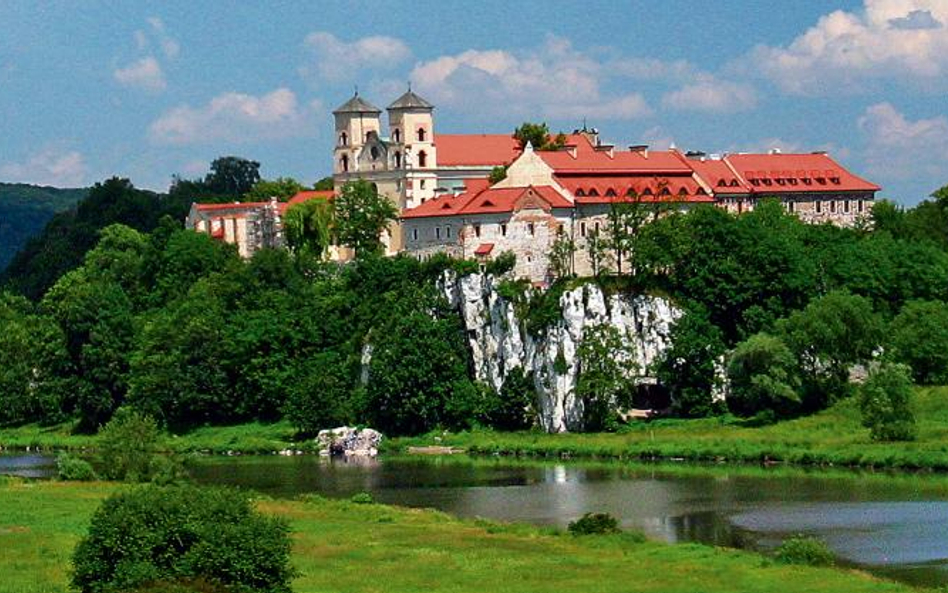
[0,183,87,271]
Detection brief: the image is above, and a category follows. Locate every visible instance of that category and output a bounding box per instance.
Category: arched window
[394,151,402,168]
[417,150,427,168]
[340,154,349,172]
[417,127,426,141]
[340,132,348,146]
[370,146,379,160]
[393,129,401,143]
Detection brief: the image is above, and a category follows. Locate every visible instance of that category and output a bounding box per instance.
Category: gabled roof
[388,89,433,110]
[723,153,880,193]
[402,185,571,219]
[333,93,381,115]
[678,155,751,195]
[435,134,522,167]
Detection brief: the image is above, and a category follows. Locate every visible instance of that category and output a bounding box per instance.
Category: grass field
[0,478,925,593]
[394,387,948,469]
[4,387,948,470]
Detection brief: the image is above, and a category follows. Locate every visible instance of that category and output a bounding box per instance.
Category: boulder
[316,427,383,458]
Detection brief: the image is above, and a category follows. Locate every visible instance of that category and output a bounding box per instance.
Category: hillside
[0,182,87,271]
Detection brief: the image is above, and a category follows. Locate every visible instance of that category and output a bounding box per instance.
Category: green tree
[513,122,566,151]
[96,407,174,482]
[243,177,304,202]
[585,227,610,277]
[776,290,882,409]
[72,485,294,593]
[204,156,261,198]
[283,196,334,260]
[313,176,335,191]
[575,323,637,431]
[0,293,71,425]
[283,350,355,434]
[859,362,916,442]
[488,165,508,184]
[483,367,536,430]
[333,180,398,257]
[548,231,575,279]
[888,300,948,384]
[727,333,801,419]
[655,307,726,418]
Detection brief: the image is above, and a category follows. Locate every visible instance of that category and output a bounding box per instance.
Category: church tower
[387,87,437,208]
[332,92,382,177]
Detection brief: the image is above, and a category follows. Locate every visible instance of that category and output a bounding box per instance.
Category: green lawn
[394,387,948,469]
[0,478,924,593]
[5,387,948,470]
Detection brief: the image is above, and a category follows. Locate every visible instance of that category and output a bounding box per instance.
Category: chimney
[629,144,649,158]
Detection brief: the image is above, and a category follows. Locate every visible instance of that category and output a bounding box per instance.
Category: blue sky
[1,0,946,204]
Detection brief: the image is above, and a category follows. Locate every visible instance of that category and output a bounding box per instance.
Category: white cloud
[147,17,180,59]
[662,76,757,113]
[750,0,948,94]
[114,56,166,91]
[410,36,651,121]
[858,102,948,180]
[149,88,313,145]
[0,148,89,187]
[303,32,410,81]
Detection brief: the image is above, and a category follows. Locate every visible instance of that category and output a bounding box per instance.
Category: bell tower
[387,86,437,208]
[332,92,382,177]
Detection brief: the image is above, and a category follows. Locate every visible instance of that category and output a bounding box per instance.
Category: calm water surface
[5,452,948,587]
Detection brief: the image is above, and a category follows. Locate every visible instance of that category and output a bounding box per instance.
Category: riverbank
[394,387,948,470]
[4,387,948,470]
[0,477,922,593]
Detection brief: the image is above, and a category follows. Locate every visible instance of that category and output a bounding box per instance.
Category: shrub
[485,251,516,276]
[350,492,374,504]
[56,453,98,481]
[726,333,801,418]
[859,363,917,442]
[568,512,621,535]
[774,535,835,566]
[96,407,181,483]
[72,484,294,593]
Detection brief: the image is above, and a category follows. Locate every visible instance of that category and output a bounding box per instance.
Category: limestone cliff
[441,272,680,433]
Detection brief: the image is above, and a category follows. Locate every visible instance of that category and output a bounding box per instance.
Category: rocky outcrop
[442,272,680,433]
[316,427,383,457]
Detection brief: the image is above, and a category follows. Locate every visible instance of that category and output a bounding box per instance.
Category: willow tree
[283,197,334,260]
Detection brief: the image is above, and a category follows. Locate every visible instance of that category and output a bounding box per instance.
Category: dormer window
[588,188,599,197]
[417,127,426,141]
[605,188,616,197]
[575,189,586,197]
[340,132,348,146]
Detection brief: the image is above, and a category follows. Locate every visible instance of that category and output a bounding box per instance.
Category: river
[4,452,948,587]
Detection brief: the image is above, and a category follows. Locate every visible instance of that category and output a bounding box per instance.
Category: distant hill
[0,183,88,271]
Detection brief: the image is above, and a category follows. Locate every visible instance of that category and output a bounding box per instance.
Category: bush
[726,333,801,418]
[56,453,98,481]
[774,535,835,566]
[859,363,917,442]
[97,407,181,483]
[485,251,516,276]
[72,484,294,593]
[568,512,621,535]
[350,492,374,504]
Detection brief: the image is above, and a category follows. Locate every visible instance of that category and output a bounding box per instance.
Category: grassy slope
[0,183,86,270]
[4,387,948,469]
[0,479,920,593]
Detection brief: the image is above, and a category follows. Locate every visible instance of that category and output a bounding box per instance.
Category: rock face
[442,272,681,433]
[316,427,383,457]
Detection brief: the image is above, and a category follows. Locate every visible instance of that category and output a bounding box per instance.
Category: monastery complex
[188,89,880,281]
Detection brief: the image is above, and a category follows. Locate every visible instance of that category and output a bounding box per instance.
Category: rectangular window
[501,223,507,237]
[844,200,850,213]
[412,228,418,241]
[858,200,864,213]
[446,226,452,238]
[580,222,587,237]
[787,201,795,213]
[831,200,837,213]
[528,223,535,236]
[474,224,481,238]
[435,227,441,239]
[420,179,426,189]
[816,201,821,214]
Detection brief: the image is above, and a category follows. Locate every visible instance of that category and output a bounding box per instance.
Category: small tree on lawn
[859,362,917,442]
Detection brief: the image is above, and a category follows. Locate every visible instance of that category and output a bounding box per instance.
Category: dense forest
[0,183,88,271]
[2,166,948,438]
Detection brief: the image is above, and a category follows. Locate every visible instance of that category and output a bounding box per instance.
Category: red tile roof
[724,153,880,193]
[678,156,751,194]
[435,134,522,167]
[554,175,713,204]
[402,185,571,219]
[474,243,494,256]
[194,201,267,212]
[540,135,691,173]
[278,189,334,214]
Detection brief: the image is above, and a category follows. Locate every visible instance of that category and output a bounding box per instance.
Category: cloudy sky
[1,0,946,204]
